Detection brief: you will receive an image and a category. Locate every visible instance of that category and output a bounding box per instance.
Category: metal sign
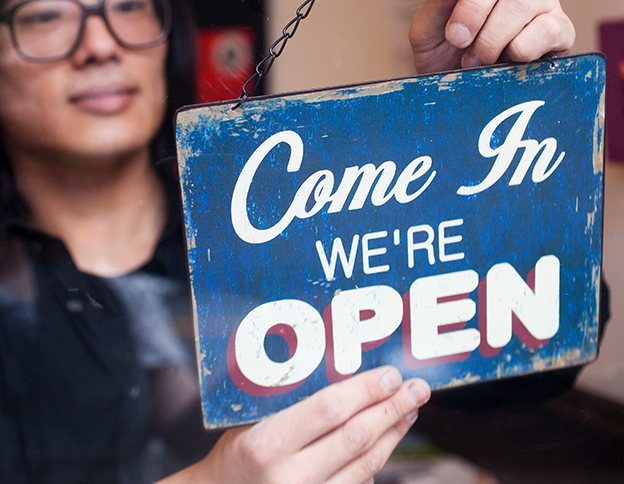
[176,54,606,430]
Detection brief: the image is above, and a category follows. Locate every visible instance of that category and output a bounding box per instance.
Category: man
[0,1,575,483]
[164,1,577,482]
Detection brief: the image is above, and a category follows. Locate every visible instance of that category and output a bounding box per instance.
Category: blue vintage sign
[176,54,605,430]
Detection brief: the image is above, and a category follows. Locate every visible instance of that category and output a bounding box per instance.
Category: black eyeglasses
[0,0,171,62]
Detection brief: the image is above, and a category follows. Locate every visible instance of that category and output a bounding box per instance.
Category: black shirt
[0,162,611,482]
[0,163,191,484]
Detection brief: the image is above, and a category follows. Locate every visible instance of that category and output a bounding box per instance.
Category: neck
[10,147,167,277]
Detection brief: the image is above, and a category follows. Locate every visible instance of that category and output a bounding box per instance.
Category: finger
[410,0,463,73]
[460,1,571,68]
[325,419,414,484]
[324,392,424,484]
[503,12,575,63]
[250,366,405,455]
[300,379,430,482]
[461,0,540,67]
[410,0,459,52]
[445,0,498,49]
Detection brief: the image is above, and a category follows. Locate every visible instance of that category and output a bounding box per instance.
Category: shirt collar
[5,158,186,277]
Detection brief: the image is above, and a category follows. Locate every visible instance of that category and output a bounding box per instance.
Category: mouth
[69,85,139,114]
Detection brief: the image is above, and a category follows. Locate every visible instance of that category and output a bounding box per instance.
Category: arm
[157,366,430,484]
[410,0,576,74]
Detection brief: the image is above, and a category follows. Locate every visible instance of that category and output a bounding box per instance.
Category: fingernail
[380,368,403,395]
[407,380,431,407]
[405,410,419,424]
[462,55,482,69]
[446,23,472,48]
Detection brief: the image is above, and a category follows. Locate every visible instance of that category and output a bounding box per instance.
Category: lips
[69,85,139,114]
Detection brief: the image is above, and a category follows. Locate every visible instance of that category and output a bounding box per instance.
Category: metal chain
[232,0,316,110]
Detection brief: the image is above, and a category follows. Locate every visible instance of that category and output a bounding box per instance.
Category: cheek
[131,48,168,138]
[147,48,168,122]
[0,63,61,144]
[147,70,167,130]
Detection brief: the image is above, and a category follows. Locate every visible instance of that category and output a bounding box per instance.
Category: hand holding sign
[410,0,576,73]
[160,368,430,484]
[163,3,598,484]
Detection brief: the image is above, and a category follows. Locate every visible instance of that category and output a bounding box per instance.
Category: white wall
[266,0,624,403]
[265,0,422,93]
[562,0,624,53]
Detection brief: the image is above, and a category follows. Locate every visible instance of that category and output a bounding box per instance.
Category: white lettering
[327,162,397,213]
[362,231,389,275]
[315,236,360,280]
[231,130,304,244]
[409,270,480,360]
[231,131,436,244]
[485,255,560,349]
[331,286,403,375]
[439,219,465,263]
[407,225,435,268]
[234,300,325,387]
[230,256,561,395]
[458,101,565,195]
[393,156,437,204]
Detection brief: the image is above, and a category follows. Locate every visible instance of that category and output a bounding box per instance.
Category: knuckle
[385,395,406,423]
[315,391,346,425]
[238,439,263,468]
[541,14,572,49]
[540,15,563,43]
[343,419,373,454]
[394,413,415,436]
[360,448,385,478]
[505,0,534,18]
[408,25,426,51]
[506,37,532,62]
[507,13,572,62]
[460,0,490,17]
[472,32,503,62]
[409,29,444,57]
[237,432,273,469]
[410,36,434,56]
[364,371,384,402]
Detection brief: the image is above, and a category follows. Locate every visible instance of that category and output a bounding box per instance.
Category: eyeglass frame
[0,0,172,63]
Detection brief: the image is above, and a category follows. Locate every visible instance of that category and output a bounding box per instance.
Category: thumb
[410,0,464,74]
[410,0,459,50]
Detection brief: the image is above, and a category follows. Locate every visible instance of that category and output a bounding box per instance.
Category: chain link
[232,0,316,110]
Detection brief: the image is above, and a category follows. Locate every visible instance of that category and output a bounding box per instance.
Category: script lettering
[231,131,436,244]
[457,101,565,195]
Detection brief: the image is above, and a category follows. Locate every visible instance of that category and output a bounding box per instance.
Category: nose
[70,14,120,65]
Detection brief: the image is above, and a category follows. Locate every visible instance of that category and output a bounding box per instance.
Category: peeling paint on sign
[176,54,606,430]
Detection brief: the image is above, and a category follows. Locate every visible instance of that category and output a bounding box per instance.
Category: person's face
[0,0,168,165]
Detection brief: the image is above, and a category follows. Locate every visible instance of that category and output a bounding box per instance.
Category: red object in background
[600,21,624,162]
[196,27,255,104]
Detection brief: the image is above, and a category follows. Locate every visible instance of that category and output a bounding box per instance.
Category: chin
[68,123,160,160]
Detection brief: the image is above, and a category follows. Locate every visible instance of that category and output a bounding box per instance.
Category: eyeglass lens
[12,0,167,60]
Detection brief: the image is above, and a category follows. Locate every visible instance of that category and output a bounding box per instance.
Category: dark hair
[153,0,197,162]
[0,0,197,231]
